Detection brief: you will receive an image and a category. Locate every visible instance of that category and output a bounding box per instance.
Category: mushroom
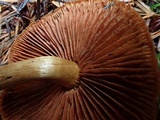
[0,0,159,120]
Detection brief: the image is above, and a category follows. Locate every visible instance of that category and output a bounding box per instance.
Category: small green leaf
[157,54,160,69]
[151,3,160,10]
[151,3,160,13]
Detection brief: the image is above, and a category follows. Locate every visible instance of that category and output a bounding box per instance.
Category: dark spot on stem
[6,76,13,80]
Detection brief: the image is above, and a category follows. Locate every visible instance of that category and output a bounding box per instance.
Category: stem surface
[0,56,79,90]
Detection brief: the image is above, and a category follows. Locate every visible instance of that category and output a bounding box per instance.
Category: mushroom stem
[0,56,79,90]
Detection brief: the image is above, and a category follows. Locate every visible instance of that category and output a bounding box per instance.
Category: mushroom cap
[0,0,159,120]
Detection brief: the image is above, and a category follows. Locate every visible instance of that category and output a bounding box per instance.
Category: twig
[135,0,155,19]
[52,0,64,7]
[15,18,20,36]
[0,40,5,57]
[151,30,160,39]
[0,31,14,40]
[5,19,11,39]
[0,0,37,3]
[36,0,40,19]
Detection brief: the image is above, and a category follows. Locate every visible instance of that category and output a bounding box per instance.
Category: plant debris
[0,0,60,64]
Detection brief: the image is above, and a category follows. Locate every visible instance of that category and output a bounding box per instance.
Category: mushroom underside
[0,0,159,120]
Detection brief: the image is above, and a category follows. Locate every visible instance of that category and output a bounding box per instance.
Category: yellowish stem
[0,56,79,90]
